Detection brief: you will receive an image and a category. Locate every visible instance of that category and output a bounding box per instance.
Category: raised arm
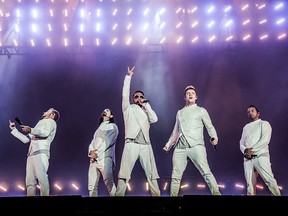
[122,66,135,112]
[9,120,30,144]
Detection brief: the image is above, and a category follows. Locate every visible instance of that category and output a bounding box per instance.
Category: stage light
[127,182,131,191]
[163,182,168,191]
[54,184,62,191]
[235,183,245,189]
[71,183,79,190]
[17,184,25,191]
[0,185,7,192]
[278,33,286,39]
[256,184,264,190]
[196,183,205,189]
[181,184,189,189]
[218,184,225,189]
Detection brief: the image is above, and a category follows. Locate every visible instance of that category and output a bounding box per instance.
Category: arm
[9,120,30,144]
[29,119,56,138]
[103,123,119,149]
[239,128,247,154]
[163,111,180,152]
[252,121,272,152]
[201,108,218,145]
[122,66,135,112]
[239,125,255,158]
[142,103,158,123]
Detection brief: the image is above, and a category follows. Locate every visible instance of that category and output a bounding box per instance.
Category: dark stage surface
[0,195,286,214]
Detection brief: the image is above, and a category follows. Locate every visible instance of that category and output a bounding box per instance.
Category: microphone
[143,99,150,103]
[15,117,24,126]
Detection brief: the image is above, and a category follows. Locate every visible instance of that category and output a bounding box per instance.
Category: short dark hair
[184,85,196,95]
[248,105,259,113]
[133,90,145,98]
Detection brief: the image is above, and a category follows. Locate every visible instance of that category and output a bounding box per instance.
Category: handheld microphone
[143,99,150,103]
[15,117,24,126]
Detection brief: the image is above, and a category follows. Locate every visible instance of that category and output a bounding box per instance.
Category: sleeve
[143,103,158,123]
[122,75,131,112]
[11,128,30,144]
[252,121,272,152]
[164,111,181,151]
[104,123,119,149]
[30,119,56,138]
[88,130,97,156]
[239,127,246,154]
[201,108,218,140]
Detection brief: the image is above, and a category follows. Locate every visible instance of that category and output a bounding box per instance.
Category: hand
[127,66,135,76]
[21,125,31,133]
[9,120,15,130]
[210,137,218,145]
[163,146,169,152]
[89,150,97,160]
[244,148,254,159]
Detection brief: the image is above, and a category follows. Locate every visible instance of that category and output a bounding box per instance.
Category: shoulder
[261,120,271,127]
[112,123,119,129]
[43,118,56,124]
[198,106,209,114]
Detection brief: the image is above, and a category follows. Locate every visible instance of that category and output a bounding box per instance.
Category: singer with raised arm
[163,85,221,196]
[8,108,60,196]
[115,66,161,196]
[87,108,119,197]
[239,105,281,196]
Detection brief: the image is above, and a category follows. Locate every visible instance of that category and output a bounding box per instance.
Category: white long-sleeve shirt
[88,121,119,170]
[11,118,57,157]
[164,104,218,150]
[239,119,271,156]
[122,75,158,143]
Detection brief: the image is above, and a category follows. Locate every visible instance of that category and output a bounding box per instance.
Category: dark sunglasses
[134,95,144,99]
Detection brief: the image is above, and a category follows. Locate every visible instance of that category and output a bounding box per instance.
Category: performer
[163,85,221,196]
[88,108,119,196]
[115,66,161,196]
[240,105,281,196]
[9,108,60,196]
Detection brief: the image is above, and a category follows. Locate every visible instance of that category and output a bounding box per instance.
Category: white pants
[116,142,160,196]
[170,145,221,196]
[244,155,281,196]
[26,153,49,196]
[88,157,116,196]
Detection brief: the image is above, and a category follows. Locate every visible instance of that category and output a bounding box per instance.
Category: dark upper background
[0,41,288,196]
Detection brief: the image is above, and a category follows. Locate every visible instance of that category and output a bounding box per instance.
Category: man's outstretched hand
[128,66,135,76]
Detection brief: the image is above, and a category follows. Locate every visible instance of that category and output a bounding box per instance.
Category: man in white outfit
[163,85,221,196]
[240,105,281,196]
[9,108,60,196]
[115,66,161,196]
[88,108,119,196]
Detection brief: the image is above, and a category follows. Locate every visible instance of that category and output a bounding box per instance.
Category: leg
[88,162,100,197]
[189,145,221,195]
[244,159,256,195]
[26,156,37,196]
[34,154,50,196]
[116,143,139,196]
[102,157,116,196]
[170,149,188,196]
[139,145,160,196]
[115,178,127,196]
[254,156,281,196]
[252,169,258,195]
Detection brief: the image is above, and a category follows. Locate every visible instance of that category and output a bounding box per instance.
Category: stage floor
[0,195,286,214]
